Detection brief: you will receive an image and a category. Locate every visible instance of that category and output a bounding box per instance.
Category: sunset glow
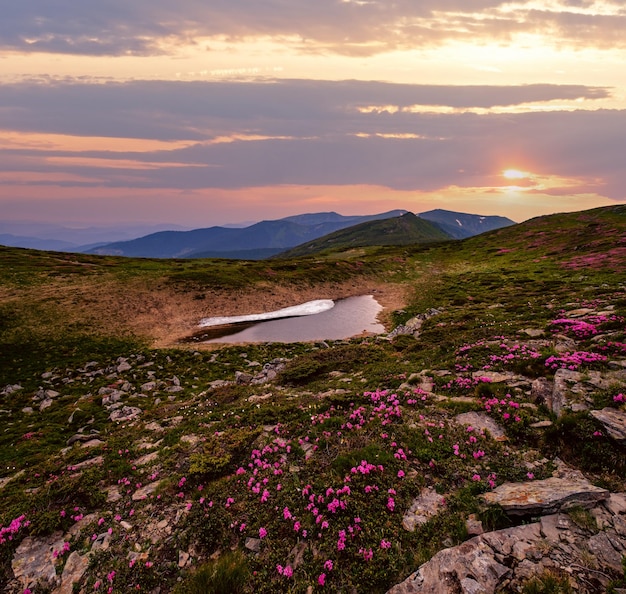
[503,170,530,180]
[0,1,625,230]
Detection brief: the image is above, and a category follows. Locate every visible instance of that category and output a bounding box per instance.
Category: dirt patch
[7,271,409,349]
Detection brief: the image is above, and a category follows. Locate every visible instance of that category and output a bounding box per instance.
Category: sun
[502,169,528,180]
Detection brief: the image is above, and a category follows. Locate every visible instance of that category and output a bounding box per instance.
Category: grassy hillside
[1,205,625,593]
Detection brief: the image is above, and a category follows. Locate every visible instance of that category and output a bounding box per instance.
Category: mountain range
[80,209,515,259]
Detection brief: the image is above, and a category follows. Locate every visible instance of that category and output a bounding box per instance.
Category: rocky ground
[1,293,626,593]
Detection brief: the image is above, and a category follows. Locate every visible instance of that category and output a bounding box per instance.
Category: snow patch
[198,299,335,327]
[455,219,463,227]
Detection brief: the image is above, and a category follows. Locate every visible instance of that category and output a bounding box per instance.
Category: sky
[1,0,626,230]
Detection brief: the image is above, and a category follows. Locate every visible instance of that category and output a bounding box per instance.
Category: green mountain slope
[276,212,452,258]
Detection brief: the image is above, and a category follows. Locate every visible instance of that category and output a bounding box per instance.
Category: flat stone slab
[454,412,506,441]
[481,477,609,516]
[590,408,626,443]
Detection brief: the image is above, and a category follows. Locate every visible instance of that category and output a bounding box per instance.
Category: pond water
[190,295,385,344]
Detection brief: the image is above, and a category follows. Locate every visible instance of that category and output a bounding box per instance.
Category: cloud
[1,1,625,56]
[0,78,610,139]
[0,78,624,206]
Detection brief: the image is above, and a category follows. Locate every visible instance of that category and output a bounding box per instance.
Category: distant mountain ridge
[2,209,515,259]
[85,210,409,259]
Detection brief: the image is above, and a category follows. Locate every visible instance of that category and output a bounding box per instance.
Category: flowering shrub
[545,351,607,371]
[0,515,29,545]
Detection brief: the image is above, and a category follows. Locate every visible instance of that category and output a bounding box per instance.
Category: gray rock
[109,406,142,422]
[245,537,262,553]
[531,378,553,405]
[39,398,54,411]
[68,456,103,472]
[1,383,23,395]
[132,480,161,501]
[590,408,626,443]
[178,550,190,567]
[605,493,626,515]
[471,371,521,384]
[530,420,553,429]
[454,412,506,441]
[133,452,159,466]
[587,532,624,572]
[81,438,104,448]
[91,532,112,552]
[402,487,446,531]
[101,390,124,406]
[481,477,609,516]
[54,551,89,594]
[0,470,25,491]
[523,329,544,337]
[12,531,64,590]
[551,369,584,416]
[235,371,254,384]
[387,538,510,594]
[117,361,132,373]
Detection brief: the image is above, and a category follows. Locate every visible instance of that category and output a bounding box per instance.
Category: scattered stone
[132,480,161,501]
[389,309,442,338]
[466,515,484,536]
[523,328,544,337]
[117,361,132,373]
[180,434,202,445]
[0,470,25,491]
[81,438,105,448]
[472,371,521,384]
[141,381,157,391]
[529,420,553,429]
[454,412,506,441]
[530,378,553,405]
[109,406,142,422]
[481,477,610,517]
[39,398,54,411]
[106,485,122,503]
[245,537,262,553]
[68,456,103,472]
[133,452,159,466]
[54,551,89,594]
[402,487,446,532]
[91,532,112,552]
[144,421,164,432]
[178,550,190,568]
[120,521,133,531]
[590,408,626,443]
[101,390,124,406]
